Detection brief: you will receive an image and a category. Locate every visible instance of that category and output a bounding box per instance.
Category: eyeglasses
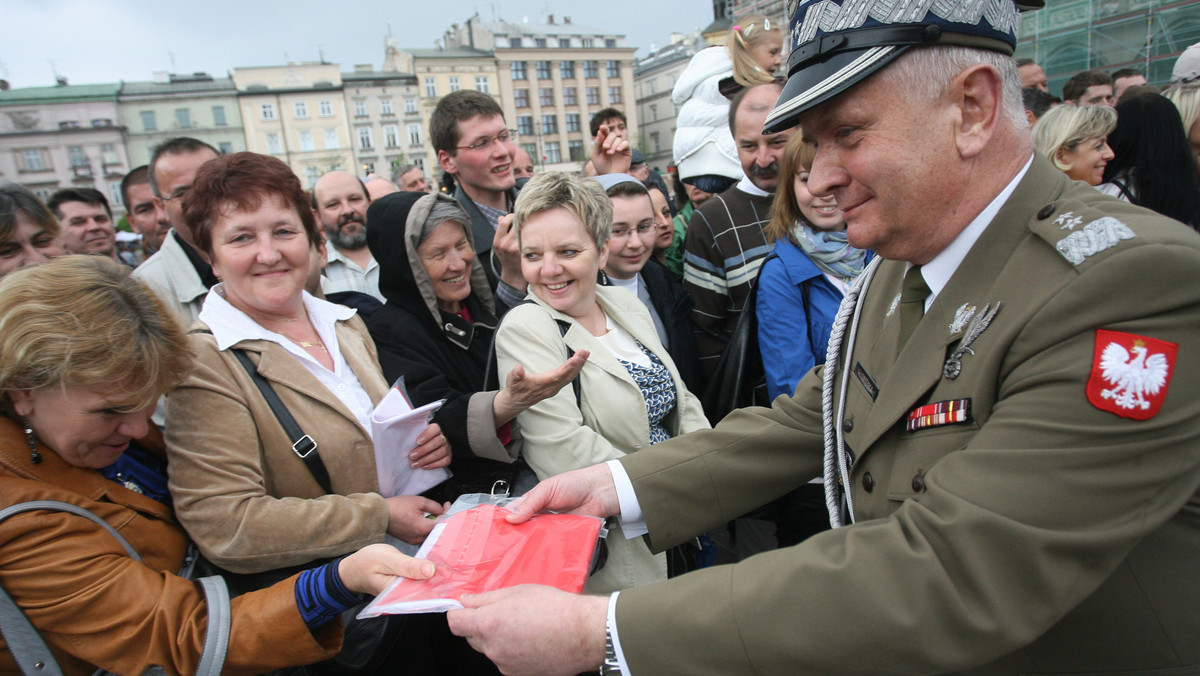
[456,129,517,152]
[610,223,655,239]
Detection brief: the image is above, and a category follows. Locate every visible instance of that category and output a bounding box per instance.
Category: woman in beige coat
[496,172,709,594]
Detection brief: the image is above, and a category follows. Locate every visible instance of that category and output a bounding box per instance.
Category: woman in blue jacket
[756,131,871,545]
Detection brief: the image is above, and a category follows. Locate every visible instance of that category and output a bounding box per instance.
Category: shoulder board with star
[1027,197,1139,271]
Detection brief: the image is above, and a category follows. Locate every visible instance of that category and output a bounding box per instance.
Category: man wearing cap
[447,1,1200,674]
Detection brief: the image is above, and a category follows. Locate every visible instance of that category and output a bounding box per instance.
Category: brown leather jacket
[0,416,341,676]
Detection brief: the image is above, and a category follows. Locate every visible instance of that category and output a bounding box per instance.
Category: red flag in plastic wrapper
[358,503,604,616]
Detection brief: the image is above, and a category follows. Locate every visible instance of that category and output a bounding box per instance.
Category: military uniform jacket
[616,157,1200,674]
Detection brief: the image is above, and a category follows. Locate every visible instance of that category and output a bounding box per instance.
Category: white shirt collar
[920,154,1034,305]
[200,285,356,351]
[736,175,771,197]
[607,273,641,295]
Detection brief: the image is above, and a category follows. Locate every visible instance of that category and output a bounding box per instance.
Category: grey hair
[881,45,1028,132]
[513,171,612,249]
[420,199,471,245]
[391,163,421,185]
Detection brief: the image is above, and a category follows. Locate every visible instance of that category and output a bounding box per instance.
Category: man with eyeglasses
[432,91,527,310]
[133,137,220,325]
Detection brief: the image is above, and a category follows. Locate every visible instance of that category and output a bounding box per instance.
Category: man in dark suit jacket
[445,2,1200,674]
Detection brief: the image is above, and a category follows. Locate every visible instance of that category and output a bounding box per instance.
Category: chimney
[564,16,571,24]
[55,75,68,87]
[548,14,554,24]
[0,80,9,91]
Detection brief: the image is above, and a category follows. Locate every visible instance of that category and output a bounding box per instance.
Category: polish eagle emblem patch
[1086,330,1177,420]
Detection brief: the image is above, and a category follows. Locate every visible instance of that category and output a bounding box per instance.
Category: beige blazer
[166,314,392,574]
[497,285,709,593]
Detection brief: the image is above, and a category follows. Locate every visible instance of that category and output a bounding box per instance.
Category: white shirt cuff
[607,592,631,673]
[605,459,648,538]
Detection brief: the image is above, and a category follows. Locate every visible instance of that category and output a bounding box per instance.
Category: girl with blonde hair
[727,13,783,87]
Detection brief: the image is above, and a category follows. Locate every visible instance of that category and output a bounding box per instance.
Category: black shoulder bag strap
[0,501,230,676]
[188,329,332,495]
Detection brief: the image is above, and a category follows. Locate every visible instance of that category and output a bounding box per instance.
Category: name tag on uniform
[906,399,971,432]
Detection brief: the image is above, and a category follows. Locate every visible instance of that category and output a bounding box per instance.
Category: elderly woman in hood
[365,191,585,500]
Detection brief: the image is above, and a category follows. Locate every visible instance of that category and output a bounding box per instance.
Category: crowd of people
[1,2,1199,673]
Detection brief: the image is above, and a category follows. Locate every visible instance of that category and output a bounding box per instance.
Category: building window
[605,38,617,48]
[299,130,314,151]
[559,38,571,48]
[354,100,367,117]
[140,111,156,131]
[510,37,522,48]
[563,87,577,106]
[522,143,538,161]
[106,181,123,207]
[449,76,461,93]
[649,104,657,122]
[568,140,584,161]
[607,60,620,78]
[173,108,190,129]
[566,113,581,132]
[261,103,276,121]
[425,77,437,97]
[609,86,622,104]
[32,188,52,201]
[535,38,547,48]
[475,76,490,93]
[583,61,598,78]
[648,80,656,95]
[586,86,600,105]
[582,38,594,48]
[545,141,561,163]
[218,141,234,154]
[539,88,554,106]
[68,146,87,168]
[517,115,534,136]
[514,88,530,108]
[541,114,558,134]
[319,99,334,117]
[536,61,551,79]
[266,133,281,154]
[358,127,374,149]
[511,61,527,80]
[384,124,399,147]
[294,101,309,119]
[651,132,660,153]
[405,97,418,113]
[306,166,320,186]
[381,98,394,115]
[324,128,339,149]
[412,157,424,171]
[212,106,227,126]
[561,61,575,79]
[407,123,422,146]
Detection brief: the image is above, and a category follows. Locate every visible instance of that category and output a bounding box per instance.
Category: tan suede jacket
[166,313,392,574]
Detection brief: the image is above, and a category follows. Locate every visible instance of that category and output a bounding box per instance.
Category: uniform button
[842,418,854,433]
[862,472,874,492]
[1037,204,1056,220]
[911,472,926,492]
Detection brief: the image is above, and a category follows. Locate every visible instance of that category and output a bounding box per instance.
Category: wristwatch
[599,614,623,675]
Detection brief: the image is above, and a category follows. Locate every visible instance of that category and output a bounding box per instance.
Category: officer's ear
[951,63,1004,160]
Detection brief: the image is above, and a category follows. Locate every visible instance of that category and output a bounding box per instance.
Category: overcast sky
[1,0,717,89]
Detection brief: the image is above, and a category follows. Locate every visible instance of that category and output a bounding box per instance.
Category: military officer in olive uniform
[446,2,1200,674]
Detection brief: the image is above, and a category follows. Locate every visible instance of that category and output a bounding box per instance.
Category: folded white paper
[370,386,449,497]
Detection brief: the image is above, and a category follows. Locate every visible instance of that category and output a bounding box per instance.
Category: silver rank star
[1055,211,1084,230]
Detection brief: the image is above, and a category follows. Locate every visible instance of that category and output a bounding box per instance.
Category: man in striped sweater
[684,81,794,377]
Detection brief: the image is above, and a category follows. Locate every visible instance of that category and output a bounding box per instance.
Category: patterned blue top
[618,344,677,445]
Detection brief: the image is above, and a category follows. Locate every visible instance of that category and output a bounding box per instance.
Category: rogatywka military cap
[764,0,1045,134]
